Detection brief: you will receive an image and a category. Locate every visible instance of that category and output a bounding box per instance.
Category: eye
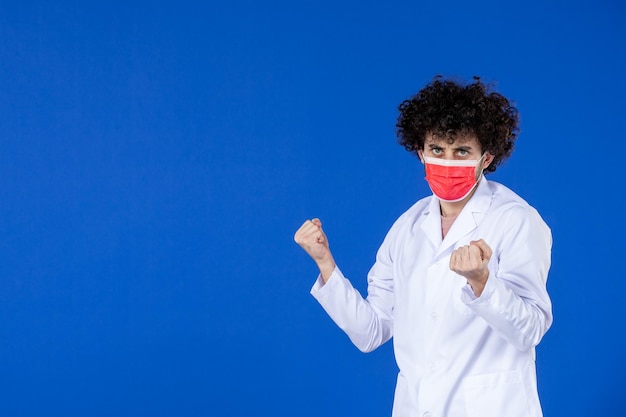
[457,149,469,157]
[431,147,443,155]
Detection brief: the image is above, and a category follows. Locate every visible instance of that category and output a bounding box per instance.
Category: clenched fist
[294,218,336,283]
[450,239,492,297]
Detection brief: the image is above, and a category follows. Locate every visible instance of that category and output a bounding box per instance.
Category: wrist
[468,270,489,297]
[316,257,336,283]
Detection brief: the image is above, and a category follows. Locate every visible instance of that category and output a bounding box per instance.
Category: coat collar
[419,175,494,259]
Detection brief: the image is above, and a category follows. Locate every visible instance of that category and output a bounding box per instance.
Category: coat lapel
[434,176,493,259]
[419,195,443,250]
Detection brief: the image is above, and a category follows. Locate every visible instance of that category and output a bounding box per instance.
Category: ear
[417,149,425,164]
[482,153,495,170]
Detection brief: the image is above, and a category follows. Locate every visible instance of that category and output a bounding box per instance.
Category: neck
[440,201,463,218]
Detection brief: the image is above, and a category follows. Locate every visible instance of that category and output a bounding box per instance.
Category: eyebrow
[426,143,474,151]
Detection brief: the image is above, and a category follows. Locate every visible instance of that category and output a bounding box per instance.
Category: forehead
[424,132,480,148]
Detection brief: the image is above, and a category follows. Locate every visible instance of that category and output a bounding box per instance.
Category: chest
[389,216,503,318]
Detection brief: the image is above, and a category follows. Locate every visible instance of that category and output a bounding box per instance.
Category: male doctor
[294,76,552,417]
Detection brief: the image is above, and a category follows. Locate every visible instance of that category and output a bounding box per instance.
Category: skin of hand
[449,239,493,297]
[294,218,336,283]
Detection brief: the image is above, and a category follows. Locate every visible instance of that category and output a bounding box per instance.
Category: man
[294,76,552,417]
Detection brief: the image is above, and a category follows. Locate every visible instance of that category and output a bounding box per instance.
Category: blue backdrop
[1,1,624,416]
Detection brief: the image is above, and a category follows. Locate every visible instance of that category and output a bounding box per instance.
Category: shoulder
[396,195,433,225]
[379,195,433,241]
[485,179,550,233]
[487,180,537,211]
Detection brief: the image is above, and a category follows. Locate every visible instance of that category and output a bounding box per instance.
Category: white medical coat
[311,177,552,417]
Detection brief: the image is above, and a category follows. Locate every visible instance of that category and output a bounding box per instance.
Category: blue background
[1,1,624,416]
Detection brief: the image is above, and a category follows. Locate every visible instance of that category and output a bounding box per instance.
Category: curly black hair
[396,76,519,173]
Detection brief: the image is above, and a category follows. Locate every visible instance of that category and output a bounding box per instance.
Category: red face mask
[423,155,485,202]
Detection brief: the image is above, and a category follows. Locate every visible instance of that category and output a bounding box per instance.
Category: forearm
[315,255,336,284]
[463,273,552,351]
[311,266,393,353]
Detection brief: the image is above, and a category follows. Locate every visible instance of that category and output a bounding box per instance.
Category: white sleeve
[462,205,553,351]
[311,254,394,353]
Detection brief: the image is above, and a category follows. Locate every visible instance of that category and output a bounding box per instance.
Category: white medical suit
[311,177,552,417]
